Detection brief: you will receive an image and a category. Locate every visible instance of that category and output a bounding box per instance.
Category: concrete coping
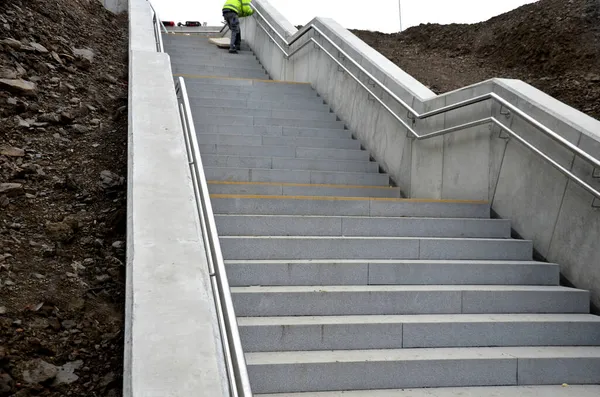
[124,0,229,396]
[252,0,600,154]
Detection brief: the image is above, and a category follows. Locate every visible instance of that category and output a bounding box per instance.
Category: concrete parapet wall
[125,0,229,396]
[99,0,128,14]
[242,0,600,307]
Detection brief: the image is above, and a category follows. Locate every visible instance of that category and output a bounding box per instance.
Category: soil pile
[0,0,128,395]
[353,0,600,120]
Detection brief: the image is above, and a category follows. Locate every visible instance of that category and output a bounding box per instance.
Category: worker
[222,0,254,53]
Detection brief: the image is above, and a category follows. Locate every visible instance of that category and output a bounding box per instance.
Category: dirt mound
[353,0,600,120]
[0,0,127,395]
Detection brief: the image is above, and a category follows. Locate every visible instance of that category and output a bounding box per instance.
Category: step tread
[246,346,600,365]
[209,182,397,190]
[199,133,352,142]
[221,236,525,241]
[238,313,600,326]
[231,285,582,293]
[224,259,551,265]
[254,385,600,397]
[211,194,486,203]
[205,167,387,177]
[216,214,504,221]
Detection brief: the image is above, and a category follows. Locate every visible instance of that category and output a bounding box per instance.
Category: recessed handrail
[249,4,600,201]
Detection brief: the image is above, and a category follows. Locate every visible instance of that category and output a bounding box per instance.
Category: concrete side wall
[243,0,600,307]
[125,1,229,396]
[99,0,128,14]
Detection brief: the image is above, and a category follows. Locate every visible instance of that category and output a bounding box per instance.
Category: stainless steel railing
[249,4,600,203]
[147,0,167,52]
[175,77,253,397]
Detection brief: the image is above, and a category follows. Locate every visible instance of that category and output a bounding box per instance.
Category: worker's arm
[241,1,254,17]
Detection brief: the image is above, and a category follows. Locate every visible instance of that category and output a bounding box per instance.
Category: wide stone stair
[163,33,600,396]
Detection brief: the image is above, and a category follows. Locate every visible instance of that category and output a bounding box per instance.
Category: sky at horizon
[151,0,539,33]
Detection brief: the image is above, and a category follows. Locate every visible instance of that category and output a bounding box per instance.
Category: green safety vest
[223,0,254,17]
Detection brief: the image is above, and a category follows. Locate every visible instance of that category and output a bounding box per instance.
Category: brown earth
[0,0,128,396]
[352,0,600,121]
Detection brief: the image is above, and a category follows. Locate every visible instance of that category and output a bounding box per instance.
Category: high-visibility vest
[223,0,254,17]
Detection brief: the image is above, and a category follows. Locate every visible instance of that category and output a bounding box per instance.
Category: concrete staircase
[164,34,600,396]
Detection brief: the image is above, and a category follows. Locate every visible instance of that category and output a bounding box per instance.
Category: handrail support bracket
[500,105,511,119]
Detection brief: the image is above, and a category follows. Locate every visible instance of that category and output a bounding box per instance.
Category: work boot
[229,47,238,54]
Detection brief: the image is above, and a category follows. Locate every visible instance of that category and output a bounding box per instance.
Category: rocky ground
[353,0,600,120]
[0,0,128,396]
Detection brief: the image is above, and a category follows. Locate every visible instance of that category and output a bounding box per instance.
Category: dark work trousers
[223,10,241,50]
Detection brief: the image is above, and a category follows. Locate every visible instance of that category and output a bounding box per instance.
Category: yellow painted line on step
[210,194,488,204]
[207,181,398,190]
[173,74,310,85]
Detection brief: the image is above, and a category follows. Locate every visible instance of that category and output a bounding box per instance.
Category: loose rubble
[354,0,600,120]
[0,0,127,395]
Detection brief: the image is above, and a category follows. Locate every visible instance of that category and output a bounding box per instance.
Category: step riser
[167,53,258,62]
[194,115,345,130]
[171,61,265,71]
[209,184,401,198]
[197,134,360,150]
[173,67,267,79]
[163,42,252,51]
[192,98,329,112]
[165,46,253,52]
[183,79,315,91]
[202,156,378,173]
[216,216,511,238]
[192,107,338,122]
[204,168,390,186]
[220,238,532,261]
[246,358,600,394]
[232,289,588,316]
[240,321,600,352]
[226,262,560,286]
[200,145,368,161]
[196,125,351,138]
[211,198,490,218]
[188,91,321,102]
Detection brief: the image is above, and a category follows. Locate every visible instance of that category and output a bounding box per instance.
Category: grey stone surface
[231,285,587,316]
[367,260,559,286]
[239,314,600,351]
[204,167,389,186]
[195,98,329,112]
[211,197,489,218]
[232,286,462,316]
[254,385,600,396]
[198,133,359,150]
[192,106,337,122]
[215,215,510,238]
[226,260,369,286]
[208,182,401,198]
[246,348,517,393]
[226,260,560,286]
[461,286,589,314]
[220,235,532,261]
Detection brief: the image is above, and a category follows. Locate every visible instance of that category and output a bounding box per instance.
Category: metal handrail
[250,4,600,201]
[147,0,167,52]
[175,77,253,397]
